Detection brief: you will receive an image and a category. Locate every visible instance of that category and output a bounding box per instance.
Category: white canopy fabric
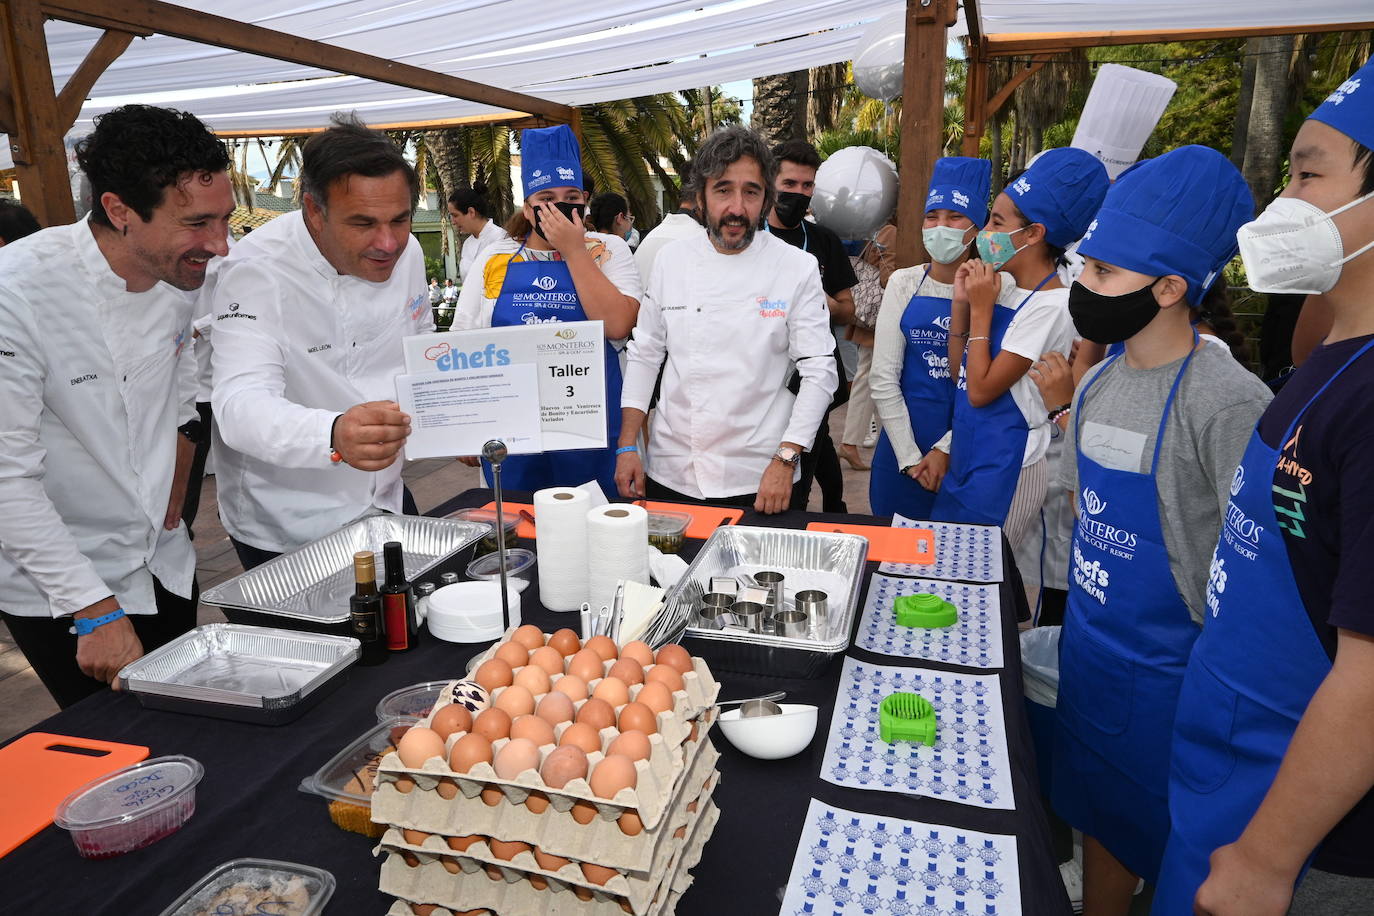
[36,0,1372,134]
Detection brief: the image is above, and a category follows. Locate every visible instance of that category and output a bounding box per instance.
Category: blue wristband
[615,445,639,455]
[69,608,126,636]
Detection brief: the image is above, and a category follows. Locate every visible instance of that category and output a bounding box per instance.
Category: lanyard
[764,220,808,253]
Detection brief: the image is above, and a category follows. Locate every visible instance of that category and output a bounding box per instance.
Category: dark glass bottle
[381,541,418,652]
[349,550,388,666]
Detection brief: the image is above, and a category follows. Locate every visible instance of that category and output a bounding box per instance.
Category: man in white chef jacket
[614,126,837,513]
[0,105,233,707]
[211,114,432,569]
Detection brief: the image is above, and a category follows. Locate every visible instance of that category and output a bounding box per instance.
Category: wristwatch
[772,446,801,467]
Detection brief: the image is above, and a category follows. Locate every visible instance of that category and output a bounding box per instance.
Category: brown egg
[410,904,436,915]
[617,702,658,736]
[620,640,655,667]
[589,754,638,798]
[534,847,571,872]
[401,850,420,868]
[592,676,630,708]
[493,737,541,780]
[472,658,514,692]
[687,799,699,813]
[573,885,593,901]
[571,799,598,825]
[401,828,430,846]
[493,640,530,669]
[512,624,546,650]
[576,697,616,732]
[635,681,674,715]
[584,634,619,661]
[480,786,504,806]
[436,778,459,800]
[510,714,556,747]
[388,724,411,746]
[539,744,589,789]
[548,627,582,657]
[535,690,575,726]
[606,730,652,762]
[618,810,643,836]
[581,862,618,885]
[529,873,548,890]
[448,732,493,773]
[489,838,530,861]
[551,674,588,703]
[512,664,552,696]
[525,790,549,814]
[673,825,686,839]
[397,727,446,768]
[430,703,472,741]
[440,855,461,874]
[566,649,605,683]
[484,864,503,880]
[558,722,602,755]
[447,834,484,852]
[643,663,684,693]
[528,645,565,675]
[655,643,693,675]
[607,657,645,686]
[395,775,416,794]
[471,707,512,743]
[493,684,535,718]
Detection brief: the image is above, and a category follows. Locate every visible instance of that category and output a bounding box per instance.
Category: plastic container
[1021,625,1062,797]
[54,755,204,858]
[426,581,522,643]
[448,507,521,557]
[376,681,456,721]
[159,858,337,916]
[647,511,692,554]
[465,548,537,589]
[299,718,419,838]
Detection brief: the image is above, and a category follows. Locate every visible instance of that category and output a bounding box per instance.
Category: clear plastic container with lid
[54,755,204,858]
[158,857,336,915]
[374,680,453,721]
[447,507,520,557]
[647,510,692,554]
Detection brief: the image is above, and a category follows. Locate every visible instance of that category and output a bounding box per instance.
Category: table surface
[0,489,1070,915]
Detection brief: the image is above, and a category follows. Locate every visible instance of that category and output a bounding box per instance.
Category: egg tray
[379,797,718,916]
[373,719,717,873]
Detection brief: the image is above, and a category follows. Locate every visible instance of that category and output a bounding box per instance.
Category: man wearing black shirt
[767,140,856,513]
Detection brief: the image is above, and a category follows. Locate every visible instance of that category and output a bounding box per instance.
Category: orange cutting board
[0,732,150,857]
[480,501,743,540]
[805,522,937,564]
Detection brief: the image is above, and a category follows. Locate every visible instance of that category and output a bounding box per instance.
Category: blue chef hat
[520,124,583,198]
[925,156,993,227]
[1077,145,1254,305]
[1308,58,1374,151]
[1006,147,1109,248]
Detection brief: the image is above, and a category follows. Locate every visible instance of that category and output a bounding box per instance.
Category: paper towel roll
[586,504,651,613]
[534,487,591,611]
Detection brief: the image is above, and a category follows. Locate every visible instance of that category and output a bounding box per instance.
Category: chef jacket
[459,218,510,282]
[210,211,432,553]
[0,220,198,617]
[622,231,838,499]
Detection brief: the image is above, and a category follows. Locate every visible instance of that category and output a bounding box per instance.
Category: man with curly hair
[0,104,233,706]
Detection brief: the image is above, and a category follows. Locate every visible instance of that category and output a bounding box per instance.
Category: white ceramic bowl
[426,581,521,643]
[717,703,818,760]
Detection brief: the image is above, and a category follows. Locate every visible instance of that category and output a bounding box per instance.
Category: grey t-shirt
[1058,344,1273,623]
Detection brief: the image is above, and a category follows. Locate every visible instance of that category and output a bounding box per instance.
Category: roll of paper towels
[586,504,651,613]
[534,487,591,611]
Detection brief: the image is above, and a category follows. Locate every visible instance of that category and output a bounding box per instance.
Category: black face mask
[532,201,586,242]
[772,191,810,228]
[1067,279,1162,345]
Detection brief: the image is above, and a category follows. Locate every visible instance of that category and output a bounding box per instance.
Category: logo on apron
[532,275,558,291]
[1206,552,1228,617]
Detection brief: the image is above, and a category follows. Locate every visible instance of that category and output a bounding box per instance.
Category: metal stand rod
[482,440,511,632]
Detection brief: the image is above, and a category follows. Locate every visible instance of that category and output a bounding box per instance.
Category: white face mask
[922,225,973,265]
[1237,191,1374,295]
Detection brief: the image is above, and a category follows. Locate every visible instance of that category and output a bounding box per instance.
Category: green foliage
[424,256,447,283]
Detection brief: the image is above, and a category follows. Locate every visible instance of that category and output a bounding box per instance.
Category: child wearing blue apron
[1155,62,1374,915]
[927,148,1108,547]
[453,125,643,496]
[869,156,992,519]
[1028,147,1270,913]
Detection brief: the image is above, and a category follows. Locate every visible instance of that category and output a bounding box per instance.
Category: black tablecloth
[1,489,1070,915]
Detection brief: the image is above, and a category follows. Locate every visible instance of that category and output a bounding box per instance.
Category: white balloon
[811,146,899,240]
[852,11,906,102]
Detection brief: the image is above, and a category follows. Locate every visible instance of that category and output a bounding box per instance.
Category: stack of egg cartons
[372,627,721,915]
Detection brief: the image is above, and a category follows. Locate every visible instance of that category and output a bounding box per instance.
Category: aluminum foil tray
[666,526,868,678]
[119,623,360,724]
[202,516,488,625]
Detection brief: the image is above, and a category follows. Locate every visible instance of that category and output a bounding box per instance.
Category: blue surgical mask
[976,226,1026,270]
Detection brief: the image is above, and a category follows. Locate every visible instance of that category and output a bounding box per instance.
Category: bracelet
[69,608,126,636]
[1048,406,1071,425]
[615,445,639,456]
[948,331,969,339]
[329,414,344,464]
[967,336,991,343]
[1046,403,1072,420]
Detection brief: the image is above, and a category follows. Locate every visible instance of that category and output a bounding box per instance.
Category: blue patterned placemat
[879,515,1004,583]
[856,574,1003,669]
[779,798,1022,915]
[820,657,1013,810]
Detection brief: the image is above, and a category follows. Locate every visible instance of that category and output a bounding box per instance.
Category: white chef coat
[622,231,838,499]
[210,211,433,553]
[633,212,704,284]
[459,218,510,282]
[0,220,198,618]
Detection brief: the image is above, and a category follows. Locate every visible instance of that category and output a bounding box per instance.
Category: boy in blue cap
[453,124,642,495]
[869,155,996,519]
[1029,145,1272,914]
[1148,59,1374,916]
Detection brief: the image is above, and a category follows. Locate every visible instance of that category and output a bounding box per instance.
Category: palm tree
[751,70,808,147]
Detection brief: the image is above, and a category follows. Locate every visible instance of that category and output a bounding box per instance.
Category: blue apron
[1052,341,1200,883]
[1152,338,1374,913]
[930,273,1054,527]
[483,242,622,496]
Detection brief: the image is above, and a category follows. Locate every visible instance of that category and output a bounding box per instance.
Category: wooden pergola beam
[56,28,133,128]
[2,0,72,227]
[985,21,1374,56]
[214,110,545,138]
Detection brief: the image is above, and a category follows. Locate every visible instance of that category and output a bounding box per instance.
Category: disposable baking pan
[202,515,488,634]
[118,623,359,725]
[666,526,868,678]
